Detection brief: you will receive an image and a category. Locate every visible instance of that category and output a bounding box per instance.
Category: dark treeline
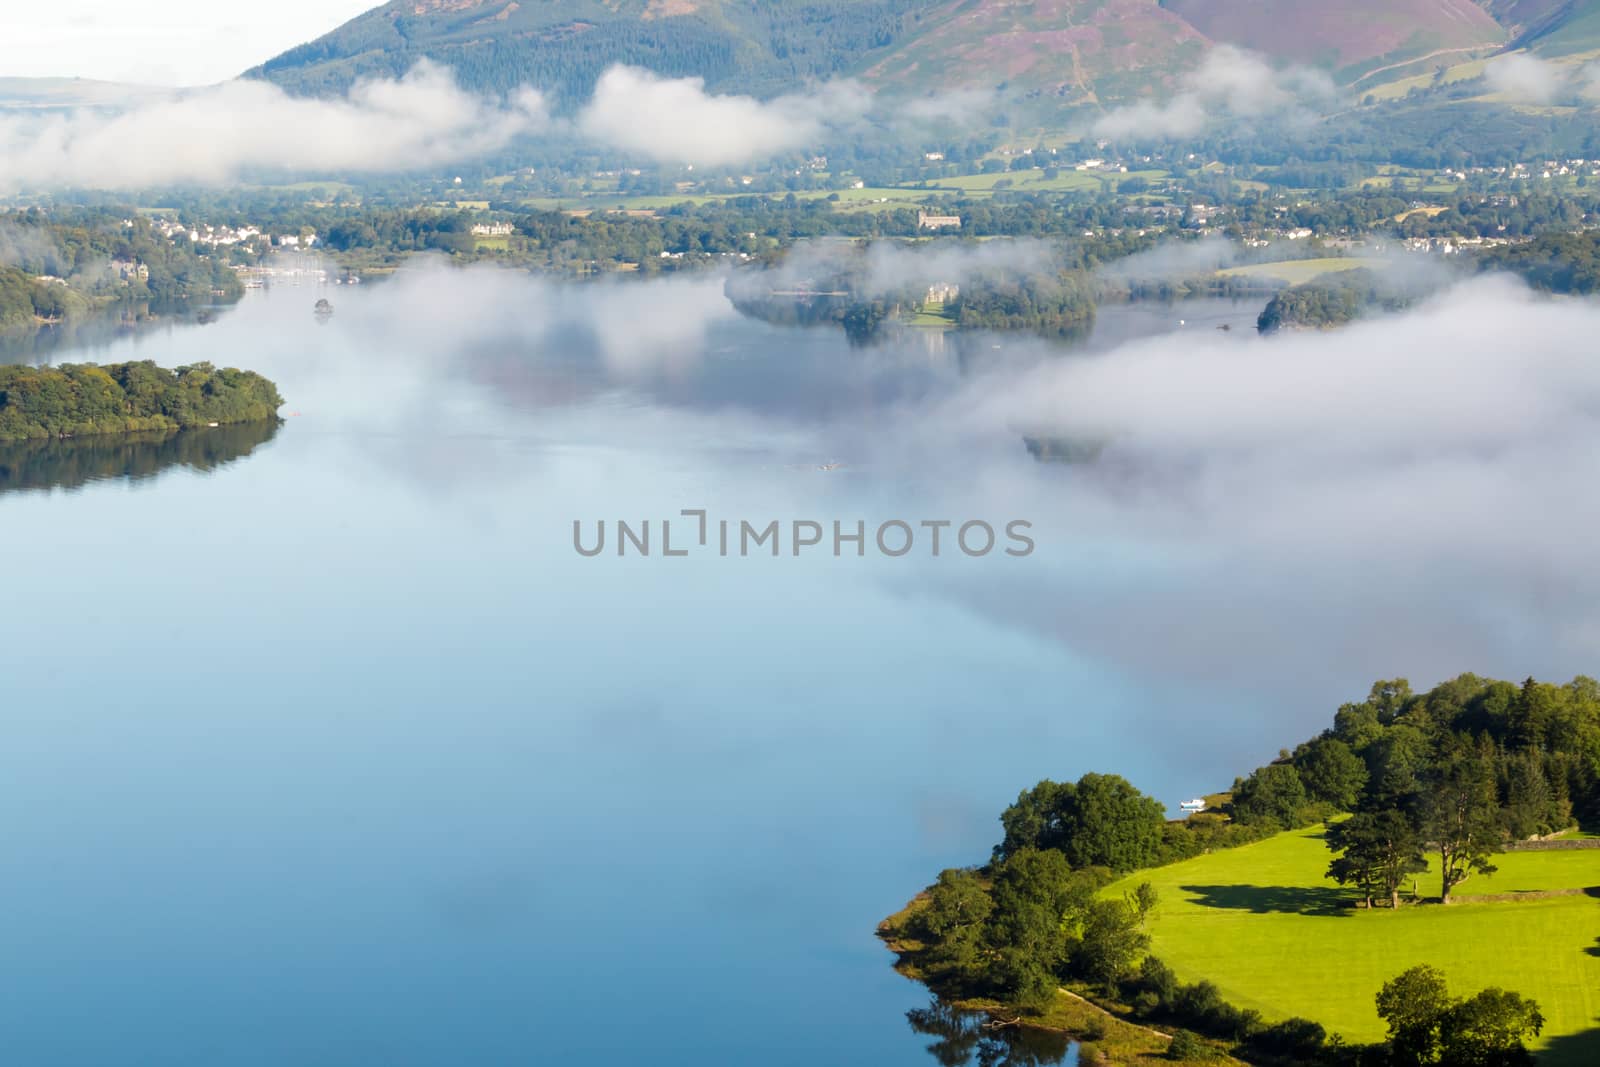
[1114,98,1600,173]
[724,245,1099,343]
[1478,231,1600,295]
[1256,269,1419,334]
[0,361,283,442]
[1232,676,1600,903]
[885,674,1589,1066]
[1212,190,1600,242]
[0,420,280,493]
[315,196,1173,273]
[948,272,1097,337]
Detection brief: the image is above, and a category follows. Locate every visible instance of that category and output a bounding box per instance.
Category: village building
[917,211,961,230]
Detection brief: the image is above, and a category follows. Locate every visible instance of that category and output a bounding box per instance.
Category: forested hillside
[251,0,1600,108]
[251,0,926,104]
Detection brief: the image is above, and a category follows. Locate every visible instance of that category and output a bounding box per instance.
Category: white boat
[1178,797,1207,813]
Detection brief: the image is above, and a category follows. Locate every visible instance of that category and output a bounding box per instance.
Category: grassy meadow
[1106,826,1600,1064]
[1217,257,1391,286]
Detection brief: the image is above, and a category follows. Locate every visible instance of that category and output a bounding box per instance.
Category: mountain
[249,1,931,106]
[857,0,1210,105]
[1162,0,1506,84]
[1502,0,1600,53]
[249,0,1600,108]
[0,77,172,111]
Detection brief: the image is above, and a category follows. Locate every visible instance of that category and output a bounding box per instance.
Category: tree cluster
[1223,675,1600,905]
[0,361,283,442]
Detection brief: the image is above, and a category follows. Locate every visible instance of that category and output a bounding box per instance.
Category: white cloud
[899,275,1600,695]
[737,238,1062,302]
[0,57,978,188]
[892,88,1003,130]
[0,62,550,190]
[1485,53,1570,104]
[576,65,871,167]
[1582,62,1600,101]
[1093,47,1335,140]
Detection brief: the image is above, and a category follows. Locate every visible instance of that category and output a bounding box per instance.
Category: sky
[0,1,376,86]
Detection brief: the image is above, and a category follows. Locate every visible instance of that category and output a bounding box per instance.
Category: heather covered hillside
[1163,0,1507,83]
[249,0,1600,108]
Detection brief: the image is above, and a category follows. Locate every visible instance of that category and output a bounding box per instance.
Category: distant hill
[1163,0,1507,84]
[1508,0,1600,54]
[0,77,172,111]
[248,0,1600,109]
[858,0,1210,105]
[248,1,930,106]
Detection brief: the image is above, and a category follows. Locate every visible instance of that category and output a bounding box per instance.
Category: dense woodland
[0,361,283,442]
[0,209,243,328]
[1255,270,1415,334]
[1477,232,1600,295]
[887,674,1598,1066]
[0,267,86,328]
[948,271,1098,336]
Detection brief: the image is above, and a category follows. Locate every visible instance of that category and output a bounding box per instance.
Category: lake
[1,270,1592,1066]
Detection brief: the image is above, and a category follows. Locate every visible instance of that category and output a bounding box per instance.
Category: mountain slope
[1163,0,1507,82]
[858,0,1208,103]
[249,0,1600,108]
[1509,0,1600,53]
[249,0,931,104]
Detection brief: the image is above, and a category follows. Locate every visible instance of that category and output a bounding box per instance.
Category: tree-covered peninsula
[0,361,283,442]
[883,674,1600,1065]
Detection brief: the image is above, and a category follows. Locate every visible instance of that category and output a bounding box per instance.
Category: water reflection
[0,299,241,364]
[0,421,279,494]
[907,1001,1076,1067]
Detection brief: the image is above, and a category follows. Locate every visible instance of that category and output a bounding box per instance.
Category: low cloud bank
[908,275,1600,703]
[1093,47,1335,140]
[1094,235,1241,284]
[747,237,1063,298]
[0,62,550,190]
[123,263,1600,736]
[1484,52,1600,104]
[576,65,871,167]
[0,60,956,188]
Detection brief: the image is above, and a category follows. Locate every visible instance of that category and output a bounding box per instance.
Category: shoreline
[877,892,1243,1066]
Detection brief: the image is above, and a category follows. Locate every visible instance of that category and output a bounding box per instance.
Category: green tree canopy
[1325,809,1427,909]
[996,773,1165,872]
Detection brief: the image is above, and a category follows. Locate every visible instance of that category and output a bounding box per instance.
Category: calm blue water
[0,272,1584,1065]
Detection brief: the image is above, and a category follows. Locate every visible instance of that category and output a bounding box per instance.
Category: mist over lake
[2,269,1597,1066]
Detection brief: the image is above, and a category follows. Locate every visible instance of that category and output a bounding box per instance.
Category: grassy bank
[1102,825,1600,1064]
[879,896,1243,1066]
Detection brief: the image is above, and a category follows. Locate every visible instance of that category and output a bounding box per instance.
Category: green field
[1217,257,1390,285]
[1364,57,1489,101]
[515,167,1171,215]
[1106,826,1600,1064]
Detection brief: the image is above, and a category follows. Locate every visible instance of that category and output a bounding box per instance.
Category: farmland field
[1106,826,1600,1064]
[1217,257,1390,285]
